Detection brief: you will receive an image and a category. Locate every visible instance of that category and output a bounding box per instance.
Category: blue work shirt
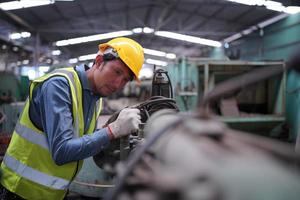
[29,64,110,165]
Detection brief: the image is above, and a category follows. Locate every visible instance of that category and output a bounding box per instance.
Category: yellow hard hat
[99,37,144,81]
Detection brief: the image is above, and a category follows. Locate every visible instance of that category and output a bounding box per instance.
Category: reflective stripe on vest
[3,155,69,190]
[15,122,49,149]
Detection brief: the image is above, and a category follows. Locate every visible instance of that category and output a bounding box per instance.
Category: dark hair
[95,58,134,82]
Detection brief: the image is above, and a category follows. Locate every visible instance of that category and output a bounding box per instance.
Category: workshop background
[0,0,300,200]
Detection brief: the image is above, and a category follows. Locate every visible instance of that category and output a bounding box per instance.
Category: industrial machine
[0,72,27,157]
[151,68,173,98]
[105,109,300,200]
[168,58,288,140]
[103,58,300,200]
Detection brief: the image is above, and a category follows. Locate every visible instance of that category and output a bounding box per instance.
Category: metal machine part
[151,69,173,98]
[105,110,300,200]
[93,96,179,172]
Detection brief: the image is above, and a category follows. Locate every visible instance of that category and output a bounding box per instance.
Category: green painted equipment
[168,58,286,138]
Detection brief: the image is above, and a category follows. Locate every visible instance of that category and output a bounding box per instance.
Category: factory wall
[227,13,300,142]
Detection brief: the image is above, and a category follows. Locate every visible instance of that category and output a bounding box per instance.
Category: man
[0,37,144,200]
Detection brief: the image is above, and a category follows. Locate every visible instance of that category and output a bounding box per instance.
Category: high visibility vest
[0,67,102,200]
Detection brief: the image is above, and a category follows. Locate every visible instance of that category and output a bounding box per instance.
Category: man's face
[93,59,132,96]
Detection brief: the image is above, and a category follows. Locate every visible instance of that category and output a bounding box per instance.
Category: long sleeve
[30,77,110,165]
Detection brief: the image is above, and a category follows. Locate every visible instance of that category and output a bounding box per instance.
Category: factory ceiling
[0,0,298,66]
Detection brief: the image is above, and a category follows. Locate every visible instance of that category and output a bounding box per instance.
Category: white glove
[108,108,141,139]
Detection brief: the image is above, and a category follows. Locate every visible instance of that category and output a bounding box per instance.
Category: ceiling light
[9,33,21,40]
[55,30,133,46]
[78,54,97,61]
[143,27,154,33]
[21,32,31,38]
[227,0,256,6]
[166,53,176,59]
[155,31,222,47]
[226,0,300,14]
[144,48,166,57]
[266,5,285,12]
[0,0,53,11]
[9,32,31,40]
[284,6,300,14]
[132,28,143,33]
[144,48,176,59]
[69,58,78,64]
[52,50,61,56]
[146,59,168,67]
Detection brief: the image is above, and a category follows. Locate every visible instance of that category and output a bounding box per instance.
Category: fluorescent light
[226,0,300,14]
[21,32,31,38]
[0,1,22,10]
[284,6,300,14]
[144,48,166,57]
[132,27,154,34]
[52,50,61,56]
[0,0,53,11]
[143,27,154,33]
[9,32,31,40]
[144,48,176,59]
[23,0,52,8]
[132,28,143,33]
[227,0,256,6]
[227,0,277,6]
[55,30,133,46]
[155,31,222,47]
[266,5,285,12]
[69,58,78,64]
[264,1,282,7]
[146,59,168,67]
[9,33,22,40]
[78,53,97,61]
[166,53,176,59]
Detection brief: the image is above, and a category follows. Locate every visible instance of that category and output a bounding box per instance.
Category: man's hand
[108,108,141,139]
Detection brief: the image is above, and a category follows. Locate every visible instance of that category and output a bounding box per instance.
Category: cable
[104,116,184,200]
[104,96,179,125]
[136,96,179,123]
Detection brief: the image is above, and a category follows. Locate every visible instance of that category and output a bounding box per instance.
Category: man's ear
[95,54,104,67]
